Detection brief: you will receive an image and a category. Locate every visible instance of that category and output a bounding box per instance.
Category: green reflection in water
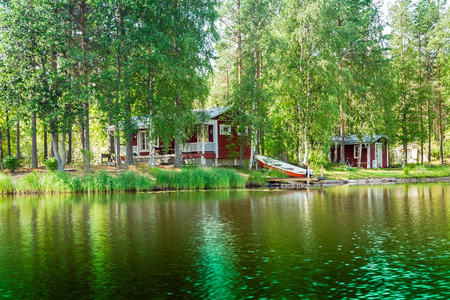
[0,186,450,298]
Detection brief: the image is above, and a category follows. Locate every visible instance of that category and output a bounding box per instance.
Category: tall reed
[152,167,246,190]
[0,172,14,194]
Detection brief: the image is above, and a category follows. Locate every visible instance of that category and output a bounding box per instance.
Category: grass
[0,172,14,194]
[151,167,246,190]
[13,171,156,194]
[3,167,247,194]
[4,164,449,195]
[324,164,450,180]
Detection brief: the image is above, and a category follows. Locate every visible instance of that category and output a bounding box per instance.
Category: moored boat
[256,155,313,178]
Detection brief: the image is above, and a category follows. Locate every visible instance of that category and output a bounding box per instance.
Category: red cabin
[330,135,389,168]
[108,107,251,166]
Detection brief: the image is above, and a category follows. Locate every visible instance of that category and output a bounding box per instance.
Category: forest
[0,0,449,171]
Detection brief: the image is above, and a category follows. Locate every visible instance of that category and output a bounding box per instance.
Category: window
[139,132,159,151]
[354,146,359,158]
[140,132,149,150]
[220,124,231,135]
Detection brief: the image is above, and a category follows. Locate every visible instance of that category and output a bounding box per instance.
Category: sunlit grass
[11,171,155,194]
[324,165,450,180]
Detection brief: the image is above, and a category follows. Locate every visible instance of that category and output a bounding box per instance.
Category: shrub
[44,158,58,171]
[403,167,410,175]
[3,156,20,172]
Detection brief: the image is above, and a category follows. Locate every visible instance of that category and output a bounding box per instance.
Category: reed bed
[0,172,14,194]
[151,167,246,190]
[1,168,247,195]
[12,171,155,194]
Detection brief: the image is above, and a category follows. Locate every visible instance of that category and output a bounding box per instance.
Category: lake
[1,184,450,299]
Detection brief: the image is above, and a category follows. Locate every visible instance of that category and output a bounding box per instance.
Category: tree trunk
[60,132,67,171]
[174,133,182,168]
[115,130,123,169]
[339,103,345,164]
[79,122,85,151]
[44,125,48,161]
[109,131,115,156]
[148,68,156,168]
[125,103,134,166]
[81,0,90,172]
[31,112,38,168]
[0,127,3,169]
[248,50,258,170]
[16,120,20,162]
[298,141,303,166]
[402,141,407,168]
[303,141,309,166]
[67,129,72,164]
[84,102,91,171]
[51,132,64,171]
[439,97,443,165]
[6,110,11,156]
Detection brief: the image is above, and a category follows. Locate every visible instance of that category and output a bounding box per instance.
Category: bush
[403,167,410,175]
[44,158,58,171]
[3,156,20,172]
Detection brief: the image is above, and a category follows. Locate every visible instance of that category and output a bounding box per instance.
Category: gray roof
[193,106,230,119]
[332,134,386,145]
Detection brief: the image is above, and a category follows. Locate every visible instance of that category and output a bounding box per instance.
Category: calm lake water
[1,184,450,299]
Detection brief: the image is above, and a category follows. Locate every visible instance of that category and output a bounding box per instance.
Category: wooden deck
[267,177,320,183]
[267,176,326,189]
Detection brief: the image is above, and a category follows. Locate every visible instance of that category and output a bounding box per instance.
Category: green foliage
[403,167,410,175]
[44,158,58,171]
[309,150,330,170]
[3,156,20,172]
[346,166,356,172]
[247,170,267,187]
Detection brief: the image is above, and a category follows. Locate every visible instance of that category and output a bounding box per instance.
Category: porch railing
[182,142,216,153]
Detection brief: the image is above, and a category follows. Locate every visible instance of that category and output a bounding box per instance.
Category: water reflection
[0,185,450,298]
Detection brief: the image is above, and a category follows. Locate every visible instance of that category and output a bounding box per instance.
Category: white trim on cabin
[219,124,231,135]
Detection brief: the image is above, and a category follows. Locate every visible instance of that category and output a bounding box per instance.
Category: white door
[375,143,383,168]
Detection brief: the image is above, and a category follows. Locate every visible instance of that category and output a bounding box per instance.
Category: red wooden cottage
[330,135,389,168]
[108,107,251,166]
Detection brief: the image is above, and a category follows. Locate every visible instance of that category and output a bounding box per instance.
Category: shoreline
[318,176,450,187]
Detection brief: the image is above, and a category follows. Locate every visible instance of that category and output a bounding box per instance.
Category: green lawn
[322,165,450,180]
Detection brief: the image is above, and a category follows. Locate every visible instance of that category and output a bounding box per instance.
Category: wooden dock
[267,177,326,189]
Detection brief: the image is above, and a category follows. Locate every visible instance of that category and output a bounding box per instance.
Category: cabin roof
[194,106,230,119]
[332,134,386,145]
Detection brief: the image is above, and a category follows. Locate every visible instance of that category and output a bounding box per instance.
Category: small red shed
[330,135,389,168]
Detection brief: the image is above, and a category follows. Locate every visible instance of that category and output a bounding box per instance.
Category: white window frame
[139,131,159,151]
[354,145,359,159]
[140,132,149,151]
[219,124,231,136]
